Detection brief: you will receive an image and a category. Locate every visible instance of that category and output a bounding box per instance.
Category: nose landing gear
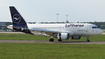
[86,36,90,42]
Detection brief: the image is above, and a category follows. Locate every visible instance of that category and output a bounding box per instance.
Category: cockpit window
[92,26,99,29]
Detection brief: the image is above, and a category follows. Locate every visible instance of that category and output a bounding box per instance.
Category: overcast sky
[0,0,105,22]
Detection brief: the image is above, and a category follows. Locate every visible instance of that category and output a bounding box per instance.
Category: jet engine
[71,36,81,39]
[57,33,69,40]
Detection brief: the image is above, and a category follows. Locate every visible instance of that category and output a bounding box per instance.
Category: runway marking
[0,40,105,44]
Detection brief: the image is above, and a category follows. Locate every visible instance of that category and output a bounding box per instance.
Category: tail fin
[9,6,32,34]
[9,6,27,26]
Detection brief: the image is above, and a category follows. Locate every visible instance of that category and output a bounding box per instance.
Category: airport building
[0,22,12,32]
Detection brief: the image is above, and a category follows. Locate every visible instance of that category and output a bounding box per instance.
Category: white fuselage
[27,23,103,36]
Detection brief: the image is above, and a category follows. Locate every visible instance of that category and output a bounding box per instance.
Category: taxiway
[0,40,105,44]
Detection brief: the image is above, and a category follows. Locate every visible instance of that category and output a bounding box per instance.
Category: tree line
[87,22,105,29]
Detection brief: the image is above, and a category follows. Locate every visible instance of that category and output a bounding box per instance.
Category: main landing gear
[58,38,62,42]
[86,36,90,42]
[49,38,62,42]
[49,37,62,42]
[49,38,54,42]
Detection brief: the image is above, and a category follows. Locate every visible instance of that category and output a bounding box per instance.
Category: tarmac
[0,40,105,44]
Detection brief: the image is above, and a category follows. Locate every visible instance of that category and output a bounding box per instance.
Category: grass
[0,33,105,59]
[0,33,51,40]
[0,33,105,41]
[0,43,105,59]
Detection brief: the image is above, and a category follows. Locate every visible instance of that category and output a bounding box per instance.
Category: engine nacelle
[57,33,69,40]
[71,36,81,39]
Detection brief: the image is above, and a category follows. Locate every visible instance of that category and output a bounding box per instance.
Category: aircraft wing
[29,28,59,37]
[29,28,58,33]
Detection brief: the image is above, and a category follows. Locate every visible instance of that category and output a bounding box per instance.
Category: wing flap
[29,28,58,36]
[29,28,58,33]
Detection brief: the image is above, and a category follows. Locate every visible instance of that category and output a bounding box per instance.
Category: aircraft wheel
[49,38,54,42]
[58,39,62,42]
[87,40,90,42]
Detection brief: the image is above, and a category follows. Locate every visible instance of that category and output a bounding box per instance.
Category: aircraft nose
[98,29,103,34]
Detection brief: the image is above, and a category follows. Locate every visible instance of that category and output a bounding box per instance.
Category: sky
[0,0,105,22]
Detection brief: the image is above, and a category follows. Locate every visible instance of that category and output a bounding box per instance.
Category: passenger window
[92,26,99,29]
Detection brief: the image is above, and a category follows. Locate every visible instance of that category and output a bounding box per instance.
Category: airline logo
[13,14,21,24]
[65,24,84,27]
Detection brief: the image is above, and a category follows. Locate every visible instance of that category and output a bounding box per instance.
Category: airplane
[7,6,103,42]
